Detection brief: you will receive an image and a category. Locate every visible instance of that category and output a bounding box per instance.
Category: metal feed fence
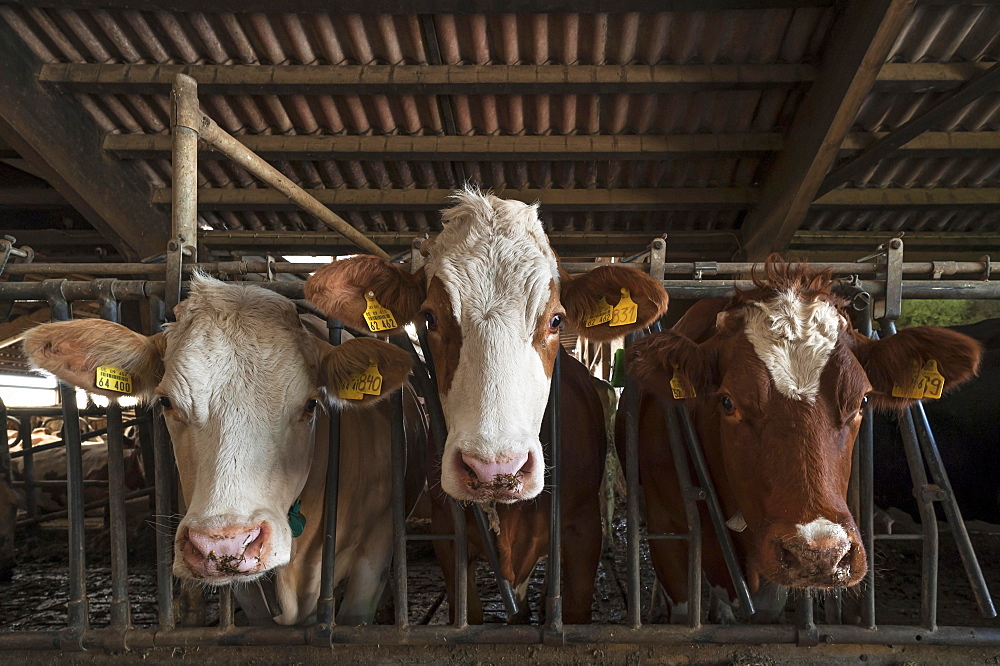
[0,71,995,652]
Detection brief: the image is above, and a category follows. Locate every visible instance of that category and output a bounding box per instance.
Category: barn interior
[0,0,998,661]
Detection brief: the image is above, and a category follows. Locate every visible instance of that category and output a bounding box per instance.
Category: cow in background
[624,259,981,622]
[24,275,415,625]
[306,187,669,623]
[875,318,1000,525]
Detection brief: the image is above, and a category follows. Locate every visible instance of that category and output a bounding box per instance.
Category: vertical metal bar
[390,388,409,628]
[18,417,35,519]
[796,589,818,647]
[168,73,199,314]
[662,402,702,628]
[95,279,130,631]
[624,332,642,629]
[218,587,235,631]
[546,350,562,631]
[675,407,755,615]
[42,280,89,635]
[415,325,468,627]
[147,297,175,630]
[911,403,996,618]
[316,318,343,632]
[854,298,876,629]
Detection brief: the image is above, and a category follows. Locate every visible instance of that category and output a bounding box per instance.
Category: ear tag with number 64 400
[96,365,133,394]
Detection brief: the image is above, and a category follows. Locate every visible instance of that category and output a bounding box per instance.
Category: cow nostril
[836,546,853,572]
[779,545,798,569]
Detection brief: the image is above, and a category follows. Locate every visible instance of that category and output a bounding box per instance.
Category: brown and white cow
[306,188,669,623]
[23,275,416,625]
[622,259,981,622]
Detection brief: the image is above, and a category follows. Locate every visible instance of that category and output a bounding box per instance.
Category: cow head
[306,187,668,502]
[23,275,412,585]
[627,259,981,590]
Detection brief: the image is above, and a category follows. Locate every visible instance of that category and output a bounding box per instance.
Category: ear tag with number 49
[585,297,613,328]
[610,288,638,327]
[363,292,398,333]
[96,365,133,394]
[892,359,945,400]
[338,360,383,401]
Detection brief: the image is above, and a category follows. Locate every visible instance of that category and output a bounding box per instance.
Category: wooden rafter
[739,0,917,261]
[152,187,759,211]
[0,20,169,261]
[819,61,1000,196]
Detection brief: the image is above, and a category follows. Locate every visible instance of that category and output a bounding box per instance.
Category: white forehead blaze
[742,289,840,402]
[424,188,559,336]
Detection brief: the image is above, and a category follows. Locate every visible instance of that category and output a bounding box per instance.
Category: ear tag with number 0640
[891,359,945,400]
[337,360,383,401]
[96,365,133,394]
[585,297,613,328]
[610,288,638,327]
[363,292,398,333]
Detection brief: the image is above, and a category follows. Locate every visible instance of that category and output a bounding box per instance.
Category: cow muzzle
[442,439,544,502]
[179,522,270,580]
[758,517,866,589]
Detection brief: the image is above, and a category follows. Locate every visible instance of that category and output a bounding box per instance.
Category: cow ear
[852,326,982,410]
[317,337,412,409]
[22,320,164,399]
[626,330,715,401]
[305,256,425,336]
[561,265,669,341]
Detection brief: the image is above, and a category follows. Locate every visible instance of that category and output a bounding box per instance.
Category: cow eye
[548,314,563,331]
[424,311,438,331]
[305,398,318,412]
[157,396,172,410]
[720,395,735,413]
[860,395,869,410]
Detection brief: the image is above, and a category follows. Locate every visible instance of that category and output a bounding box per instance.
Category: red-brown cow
[306,187,668,623]
[623,259,981,622]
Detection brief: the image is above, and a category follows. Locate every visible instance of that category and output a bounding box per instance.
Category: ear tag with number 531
[610,288,638,327]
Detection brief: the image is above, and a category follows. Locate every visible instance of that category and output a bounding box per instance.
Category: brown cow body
[624,261,981,622]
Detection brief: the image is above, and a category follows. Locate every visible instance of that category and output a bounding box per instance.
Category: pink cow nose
[461,452,530,495]
[183,524,267,578]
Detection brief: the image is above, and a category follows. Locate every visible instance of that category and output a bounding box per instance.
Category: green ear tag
[287,500,306,538]
[610,348,627,388]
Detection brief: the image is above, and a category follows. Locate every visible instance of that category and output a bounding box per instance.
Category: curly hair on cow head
[728,254,847,311]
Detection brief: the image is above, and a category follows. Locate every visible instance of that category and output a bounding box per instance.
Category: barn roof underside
[0,0,998,266]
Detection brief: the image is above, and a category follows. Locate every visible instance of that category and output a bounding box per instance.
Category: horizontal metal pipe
[1,624,1000,651]
[15,487,153,528]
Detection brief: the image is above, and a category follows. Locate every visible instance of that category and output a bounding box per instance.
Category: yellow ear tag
[892,359,945,400]
[363,292,398,333]
[610,288,639,327]
[337,360,383,401]
[585,297,613,328]
[670,366,695,399]
[95,365,133,394]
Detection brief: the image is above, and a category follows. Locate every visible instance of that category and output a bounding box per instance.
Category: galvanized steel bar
[854,301,877,629]
[316,318,343,631]
[42,280,89,636]
[911,402,996,618]
[18,417,36,518]
[623,332,642,629]
[545,350,562,632]
[218,588,235,631]
[675,405,755,615]
[95,279,131,632]
[662,401,702,628]
[169,74,199,314]
[390,388,409,627]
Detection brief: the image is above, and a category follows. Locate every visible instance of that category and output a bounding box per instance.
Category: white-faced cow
[305,187,669,623]
[623,259,981,622]
[23,275,415,625]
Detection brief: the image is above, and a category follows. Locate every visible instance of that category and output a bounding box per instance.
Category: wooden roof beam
[0,18,168,260]
[814,187,1000,209]
[151,187,759,212]
[819,61,1000,196]
[739,0,916,261]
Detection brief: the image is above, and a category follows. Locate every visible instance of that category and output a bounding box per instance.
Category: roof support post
[739,0,916,261]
